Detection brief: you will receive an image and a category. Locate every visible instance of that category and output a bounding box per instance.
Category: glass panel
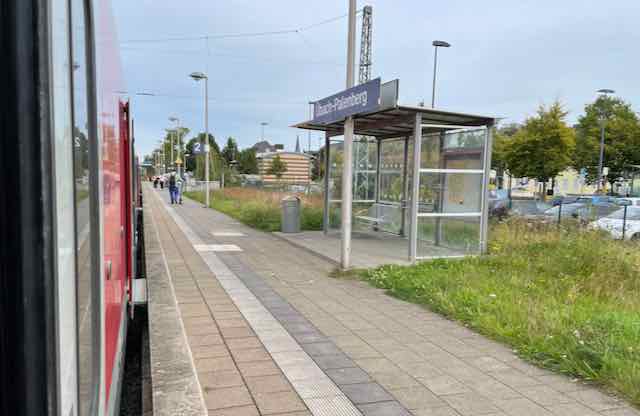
[328,139,343,202]
[418,217,480,257]
[353,138,377,201]
[71,0,96,413]
[379,139,405,203]
[421,129,486,170]
[328,201,342,230]
[419,172,483,213]
[52,0,78,413]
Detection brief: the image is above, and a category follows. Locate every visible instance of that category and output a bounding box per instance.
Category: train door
[71,0,102,414]
[120,102,134,308]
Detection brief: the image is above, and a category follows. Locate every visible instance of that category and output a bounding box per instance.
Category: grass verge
[183,187,324,232]
[358,218,640,406]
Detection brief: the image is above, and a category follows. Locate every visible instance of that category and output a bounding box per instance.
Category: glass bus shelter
[296,105,495,264]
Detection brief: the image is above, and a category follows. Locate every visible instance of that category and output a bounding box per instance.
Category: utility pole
[354,5,373,202]
[170,116,181,176]
[431,40,451,108]
[190,71,210,207]
[308,102,313,152]
[358,5,372,85]
[341,0,357,270]
[204,76,210,207]
[596,88,615,193]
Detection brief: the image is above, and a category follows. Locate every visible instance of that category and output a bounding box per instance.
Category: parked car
[543,200,620,221]
[543,203,587,219]
[590,206,640,240]
[615,197,640,207]
[550,195,579,206]
[575,195,617,205]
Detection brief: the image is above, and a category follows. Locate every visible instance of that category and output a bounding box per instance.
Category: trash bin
[281,196,301,233]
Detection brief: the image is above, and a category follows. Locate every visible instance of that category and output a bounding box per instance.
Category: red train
[1,1,142,415]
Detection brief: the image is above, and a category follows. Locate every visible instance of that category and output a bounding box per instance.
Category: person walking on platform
[168,173,178,204]
[176,174,184,204]
[153,176,158,188]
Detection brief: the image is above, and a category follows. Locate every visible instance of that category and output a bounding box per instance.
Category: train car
[1,1,142,415]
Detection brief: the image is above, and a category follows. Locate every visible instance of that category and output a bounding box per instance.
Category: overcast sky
[112,1,640,158]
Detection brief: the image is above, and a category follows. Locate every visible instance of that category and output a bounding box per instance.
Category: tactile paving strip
[163,203,364,416]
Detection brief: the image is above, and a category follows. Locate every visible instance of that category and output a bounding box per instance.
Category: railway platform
[144,184,639,416]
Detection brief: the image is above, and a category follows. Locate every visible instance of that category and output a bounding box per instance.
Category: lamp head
[597,89,615,95]
[432,40,451,48]
[190,71,207,81]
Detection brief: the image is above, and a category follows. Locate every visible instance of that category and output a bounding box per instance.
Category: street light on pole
[190,71,210,208]
[169,116,181,177]
[596,88,615,193]
[157,140,165,174]
[431,40,451,108]
[260,122,268,141]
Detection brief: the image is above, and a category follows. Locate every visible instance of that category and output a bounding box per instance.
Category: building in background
[252,140,277,154]
[258,152,311,184]
[491,168,598,198]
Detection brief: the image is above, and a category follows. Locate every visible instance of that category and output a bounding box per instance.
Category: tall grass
[183,187,324,232]
[361,218,640,405]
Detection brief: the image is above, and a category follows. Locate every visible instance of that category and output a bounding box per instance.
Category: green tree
[221,137,239,165]
[573,96,640,187]
[506,101,575,196]
[183,133,222,180]
[311,150,323,181]
[237,148,258,174]
[492,123,520,189]
[267,154,288,179]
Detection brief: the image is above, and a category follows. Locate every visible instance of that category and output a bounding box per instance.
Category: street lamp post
[190,71,210,208]
[260,122,268,141]
[431,40,451,108]
[169,116,181,177]
[596,88,615,193]
[157,140,165,174]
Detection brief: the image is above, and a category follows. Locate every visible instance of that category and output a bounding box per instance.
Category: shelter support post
[375,138,381,204]
[401,136,409,236]
[341,117,355,269]
[340,0,357,270]
[323,132,331,235]
[409,113,422,262]
[480,123,494,254]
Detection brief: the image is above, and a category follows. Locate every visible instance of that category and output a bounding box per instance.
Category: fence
[489,196,638,241]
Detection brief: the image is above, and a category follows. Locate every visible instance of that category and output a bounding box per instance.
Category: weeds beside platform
[183,188,323,232]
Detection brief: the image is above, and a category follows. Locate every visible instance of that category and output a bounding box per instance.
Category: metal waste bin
[281,196,301,233]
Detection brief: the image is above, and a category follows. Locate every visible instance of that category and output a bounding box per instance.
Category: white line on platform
[194,244,243,252]
[211,231,246,237]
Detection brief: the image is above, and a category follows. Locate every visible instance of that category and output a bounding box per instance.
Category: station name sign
[312,78,381,124]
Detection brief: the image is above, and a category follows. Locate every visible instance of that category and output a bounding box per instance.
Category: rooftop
[294,105,495,138]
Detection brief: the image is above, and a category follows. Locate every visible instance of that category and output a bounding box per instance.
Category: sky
[111,0,640,158]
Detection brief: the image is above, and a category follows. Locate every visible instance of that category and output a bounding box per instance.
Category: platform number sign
[193,142,203,154]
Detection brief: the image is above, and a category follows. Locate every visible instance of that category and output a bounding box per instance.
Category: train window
[51,0,79,414]
[71,0,99,414]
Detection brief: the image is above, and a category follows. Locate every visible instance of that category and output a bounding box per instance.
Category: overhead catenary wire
[120,9,362,44]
